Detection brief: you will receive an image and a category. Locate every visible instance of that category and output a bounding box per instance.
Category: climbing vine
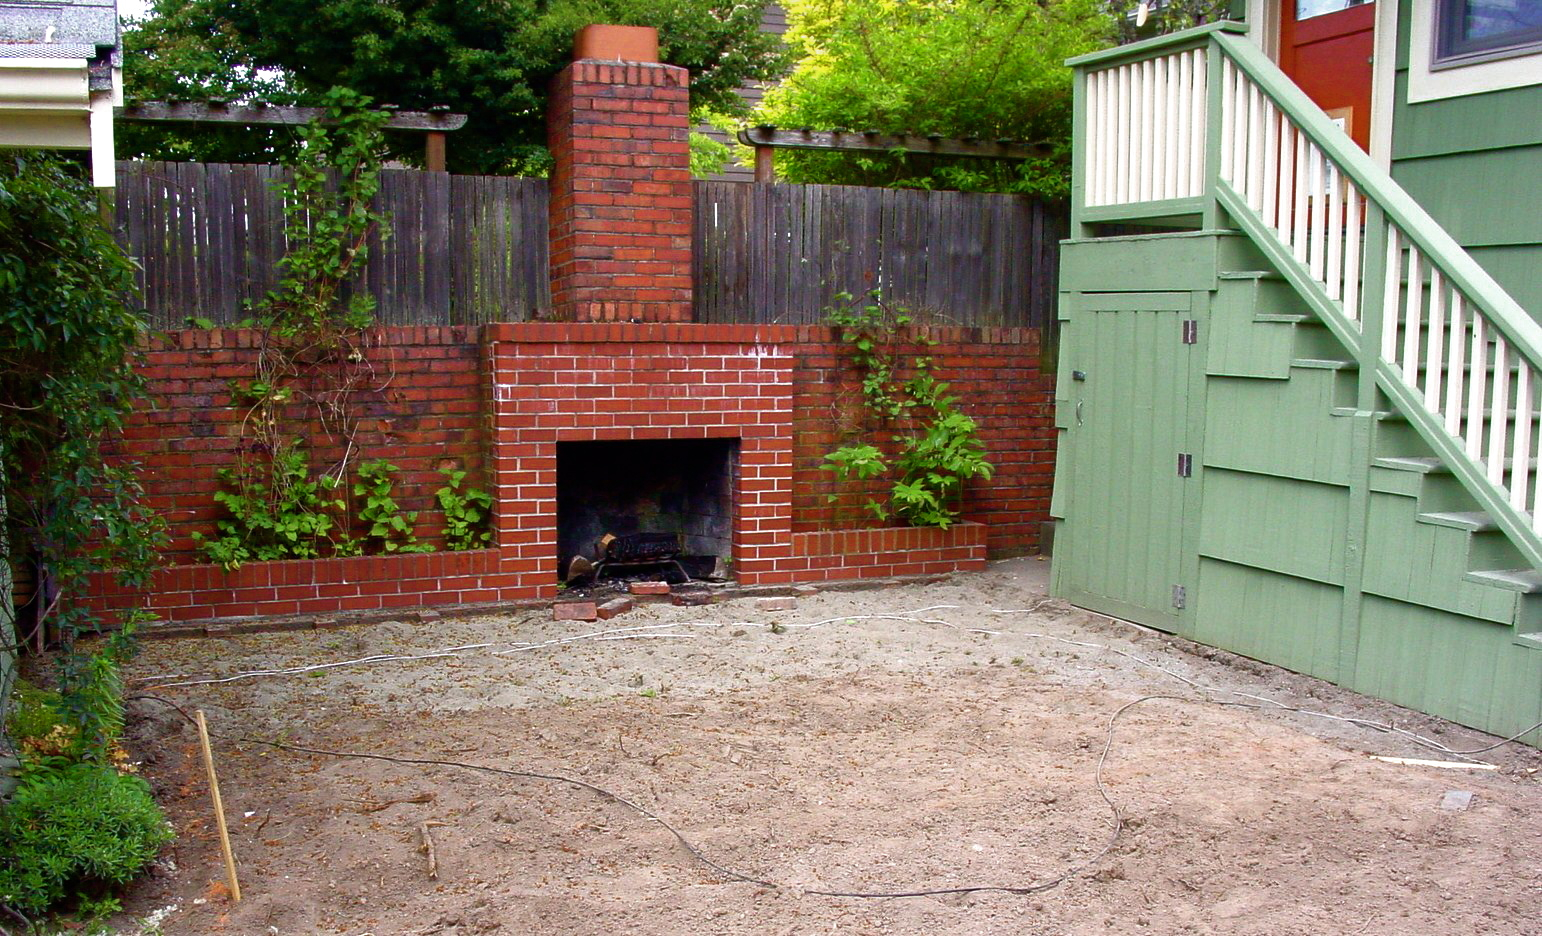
[197,88,396,567]
[822,290,993,529]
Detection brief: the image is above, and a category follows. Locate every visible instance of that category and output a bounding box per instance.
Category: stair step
[1255,313,1319,325]
[1218,271,1285,282]
[1364,407,1542,425]
[1464,568,1542,593]
[1373,456,1445,473]
[1291,358,1356,370]
[1374,455,1537,475]
[1417,510,1499,532]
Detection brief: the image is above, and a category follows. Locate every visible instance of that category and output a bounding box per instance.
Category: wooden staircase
[1057,22,1542,743]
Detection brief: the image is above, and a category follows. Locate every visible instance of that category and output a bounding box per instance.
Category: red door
[1279,1,1376,152]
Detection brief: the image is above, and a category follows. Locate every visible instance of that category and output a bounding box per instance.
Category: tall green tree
[756,0,1114,196]
[122,0,789,174]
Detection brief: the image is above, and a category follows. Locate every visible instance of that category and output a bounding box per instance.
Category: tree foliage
[757,0,1113,196]
[0,156,162,754]
[122,0,790,174]
[0,156,161,641]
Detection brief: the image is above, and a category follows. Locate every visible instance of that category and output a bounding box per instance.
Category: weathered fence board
[115,163,1066,329]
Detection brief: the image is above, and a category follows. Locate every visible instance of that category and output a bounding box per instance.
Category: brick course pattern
[547,61,693,323]
[84,324,1050,625]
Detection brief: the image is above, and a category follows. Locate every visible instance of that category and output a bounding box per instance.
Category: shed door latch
[1182,320,1198,344]
[1172,585,1187,610]
[1178,453,1193,477]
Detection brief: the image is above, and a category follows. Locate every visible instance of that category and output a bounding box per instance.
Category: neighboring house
[1052,1,1542,744]
[697,2,787,182]
[0,0,121,187]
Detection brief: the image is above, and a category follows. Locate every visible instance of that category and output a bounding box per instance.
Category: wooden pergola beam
[117,102,468,170]
[736,126,1055,182]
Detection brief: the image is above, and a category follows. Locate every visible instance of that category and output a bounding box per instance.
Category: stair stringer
[1192,247,1542,743]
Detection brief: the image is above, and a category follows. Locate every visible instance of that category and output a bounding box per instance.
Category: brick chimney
[547,25,692,322]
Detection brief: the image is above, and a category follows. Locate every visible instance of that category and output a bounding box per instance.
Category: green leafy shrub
[0,764,173,916]
[435,467,493,551]
[355,460,431,554]
[823,290,992,529]
[193,447,346,569]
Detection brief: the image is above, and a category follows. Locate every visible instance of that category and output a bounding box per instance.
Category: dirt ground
[108,558,1542,935]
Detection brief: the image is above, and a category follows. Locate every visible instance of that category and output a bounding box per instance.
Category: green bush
[0,764,172,916]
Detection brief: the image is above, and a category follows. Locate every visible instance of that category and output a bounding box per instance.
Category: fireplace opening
[556,438,738,584]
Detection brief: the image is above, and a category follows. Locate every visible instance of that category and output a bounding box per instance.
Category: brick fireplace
[81,26,1008,628]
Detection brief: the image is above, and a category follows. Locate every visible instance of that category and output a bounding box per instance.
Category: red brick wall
[547,60,693,322]
[791,326,1053,557]
[109,326,486,562]
[85,324,1051,624]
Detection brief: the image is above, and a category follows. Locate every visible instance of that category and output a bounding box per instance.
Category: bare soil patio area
[112,559,1541,935]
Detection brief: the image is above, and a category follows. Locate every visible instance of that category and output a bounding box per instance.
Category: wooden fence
[693,181,1066,326]
[115,162,1067,329]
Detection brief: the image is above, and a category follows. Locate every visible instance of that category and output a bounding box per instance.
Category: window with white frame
[1408,0,1542,102]
[1434,0,1542,66]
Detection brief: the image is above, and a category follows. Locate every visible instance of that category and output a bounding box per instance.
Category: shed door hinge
[1172,585,1187,610]
[1178,453,1193,477]
[1182,320,1198,344]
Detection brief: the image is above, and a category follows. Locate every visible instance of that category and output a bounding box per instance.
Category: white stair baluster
[1247,83,1265,211]
[1219,57,1234,186]
[1467,316,1488,461]
[1425,268,1445,411]
[1342,182,1361,323]
[1445,293,1466,437]
[1152,57,1168,201]
[1326,164,1344,300]
[1381,230,1402,365]
[1122,65,1134,206]
[1189,49,1206,197]
[1402,248,1422,386]
[1309,145,1328,282]
[1232,69,1248,189]
[1489,335,1510,487]
[1293,132,1309,263]
[1166,53,1182,199]
[1140,59,1155,201]
[1512,363,1532,512]
[1276,122,1295,241]
[1262,100,1279,229]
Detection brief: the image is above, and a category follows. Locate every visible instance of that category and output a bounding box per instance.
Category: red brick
[553,601,599,622]
[629,581,671,596]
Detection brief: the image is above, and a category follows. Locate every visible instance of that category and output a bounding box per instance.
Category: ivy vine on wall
[822,290,994,529]
[195,89,490,567]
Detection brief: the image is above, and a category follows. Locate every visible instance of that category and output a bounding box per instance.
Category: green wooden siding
[1390,4,1542,316]
[1054,230,1542,745]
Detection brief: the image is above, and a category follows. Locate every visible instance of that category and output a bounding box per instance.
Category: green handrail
[1213,31,1542,365]
[1066,20,1245,69]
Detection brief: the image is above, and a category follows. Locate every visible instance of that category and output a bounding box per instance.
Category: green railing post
[1202,36,1227,230]
[1070,65,1092,239]
[1356,204,1390,410]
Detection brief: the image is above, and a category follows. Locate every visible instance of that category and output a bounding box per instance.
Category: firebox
[555,438,738,582]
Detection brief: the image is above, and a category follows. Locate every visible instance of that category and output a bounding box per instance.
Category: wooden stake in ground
[418,821,449,880]
[194,710,242,903]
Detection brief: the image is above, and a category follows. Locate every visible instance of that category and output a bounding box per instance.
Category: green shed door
[1054,292,1200,632]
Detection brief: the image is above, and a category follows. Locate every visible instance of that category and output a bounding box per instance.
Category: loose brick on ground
[597,597,634,620]
[629,582,671,596]
[554,601,598,622]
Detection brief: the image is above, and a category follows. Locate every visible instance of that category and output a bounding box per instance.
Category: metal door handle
[1075,400,1084,426]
